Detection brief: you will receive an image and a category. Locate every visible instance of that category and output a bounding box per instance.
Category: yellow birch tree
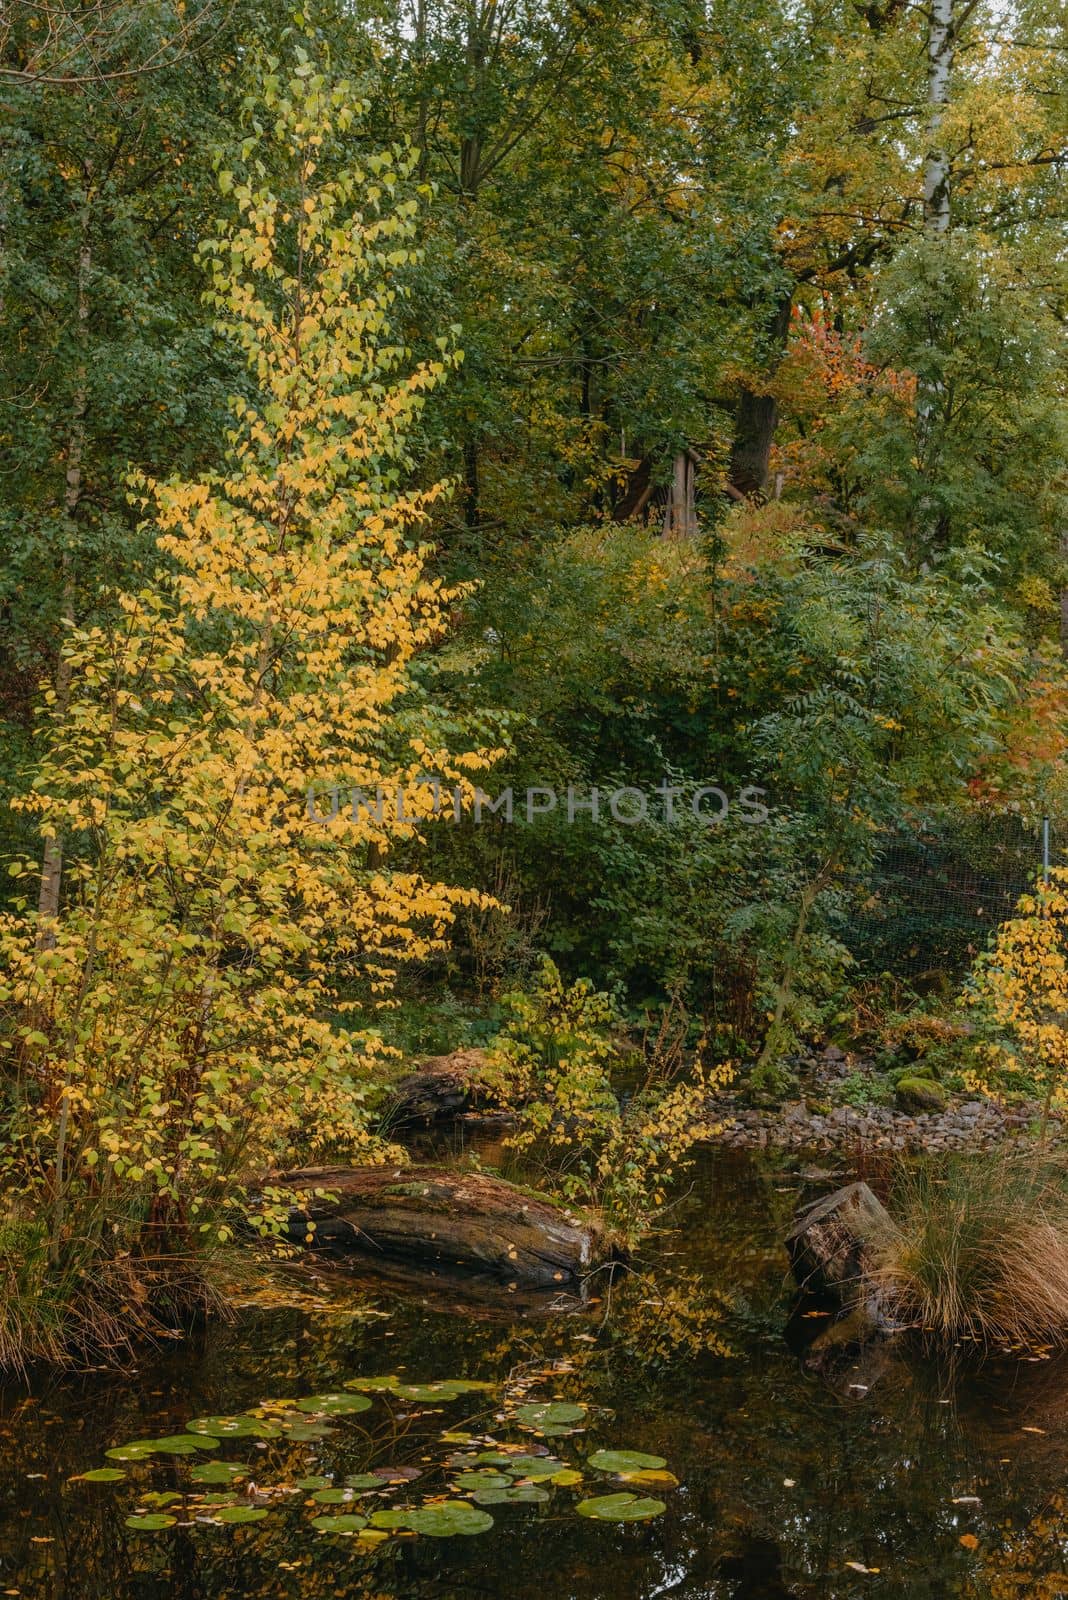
[0,59,494,1307]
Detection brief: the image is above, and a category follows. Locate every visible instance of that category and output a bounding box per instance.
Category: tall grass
[876,1155,1068,1350]
[0,1209,231,1376]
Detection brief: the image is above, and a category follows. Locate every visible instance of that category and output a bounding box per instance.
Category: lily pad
[78,1467,127,1483]
[343,1473,383,1490]
[125,1513,176,1531]
[186,1415,281,1440]
[106,1435,212,1461]
[403,1502,494,1537]
[577,1492,666,1522]
[311,1488,358,1505]
[311,1514,369,1534]
[368,1508,414,1531]
[295,1392,372,1416]
[452,1472,512,1490]
[515,1401,587,1430]
[588,1449,668,1474]
[191,1462,248,1485]
[278,1418,337,1441]
[295,1475,333,1492]
[195,1494,240,1508]
[504,1455,565,1479]
[345,1376,492,1404]
[620,1469,679,1488]
[212,1505,269,1525]
[472,1484,550,1505]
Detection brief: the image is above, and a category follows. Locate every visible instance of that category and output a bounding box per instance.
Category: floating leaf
[551,1469,584,1487]
[620,1470,679,1488]
[311,1514,368,1534]
[191,1462,247,1485]
[125,1514,176,1532]
[278,1418,336,1441]
[403,1503,494,1537]
[312,1488,358,1506]
[195,1494,240,1508]
[186,1416,281,1440]
[107,1435,213,1461]
[472,1484,550,1505]
[588,1449,667,1474]
[296,1393,372,1416]
[78,1468,127,1483]
[346,1376,492,1404]
[504,1456,565,1479]
[452,1472,512,1490]
[577,1493,666,1522]
[367,1509,413,1531]
[212,1505,269,1525]
[141,1492,182,1508]
[343,1473,383,1490]
[515,1401,586,1431]
[295,1475,332,1492]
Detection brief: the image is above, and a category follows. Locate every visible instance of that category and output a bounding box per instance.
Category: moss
[895,1076,948,1113]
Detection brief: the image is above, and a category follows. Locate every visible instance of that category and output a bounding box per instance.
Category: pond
[2,1148,1068,1599]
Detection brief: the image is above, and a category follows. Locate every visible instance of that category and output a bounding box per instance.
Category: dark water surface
[3,1149,1068,1599]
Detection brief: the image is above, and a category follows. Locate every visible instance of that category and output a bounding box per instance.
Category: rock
[895,1076,948,1114]
[384,1049,490,1127]
[274,1164,613,1287]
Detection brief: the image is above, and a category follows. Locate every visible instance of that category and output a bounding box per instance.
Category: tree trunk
[923,0,955,235]
[37,193,92,950]
[275,1164,613,1286]
[661,450,699,539]
[728,292,792,497]
[787,1183,898,1299]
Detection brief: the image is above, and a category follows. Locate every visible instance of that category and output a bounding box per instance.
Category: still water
[2,1150,1067,1599]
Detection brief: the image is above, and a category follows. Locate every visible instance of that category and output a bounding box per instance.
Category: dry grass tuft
[875,1155,1068,1350]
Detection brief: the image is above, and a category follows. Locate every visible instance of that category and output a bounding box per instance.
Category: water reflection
[3,1152,1068,1598]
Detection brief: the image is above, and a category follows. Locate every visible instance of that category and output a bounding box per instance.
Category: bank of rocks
[714,1095,1046,1153]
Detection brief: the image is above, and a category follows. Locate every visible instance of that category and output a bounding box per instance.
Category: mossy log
[276,1164,611,1288]
[383,1049,490,1127]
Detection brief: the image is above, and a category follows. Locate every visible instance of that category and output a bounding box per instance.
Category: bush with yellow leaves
[966,868,1068,1135]
[0,60,494,1366]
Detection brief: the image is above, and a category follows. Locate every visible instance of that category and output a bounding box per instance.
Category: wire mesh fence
[850,812,1056,984]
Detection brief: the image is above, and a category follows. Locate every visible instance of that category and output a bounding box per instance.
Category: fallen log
[275,1164,612,1288]
[383,1049,491,1127]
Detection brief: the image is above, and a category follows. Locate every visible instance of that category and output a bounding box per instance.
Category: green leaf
[78,1467,127,1483]
[295,1392,372,1416]
[587,1449,667,1474]
[125,1514,176,1531]
[472,1484,550,1505]
[515,1400,587,1430]
[191,1462,247,1485]
[311,1514,368,1534]
[403,1502,495,1537]
[452,1472,511,1490]
[577,1493,666,1522]
[212,1505,269,1524]
[185,1416,281,1439]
